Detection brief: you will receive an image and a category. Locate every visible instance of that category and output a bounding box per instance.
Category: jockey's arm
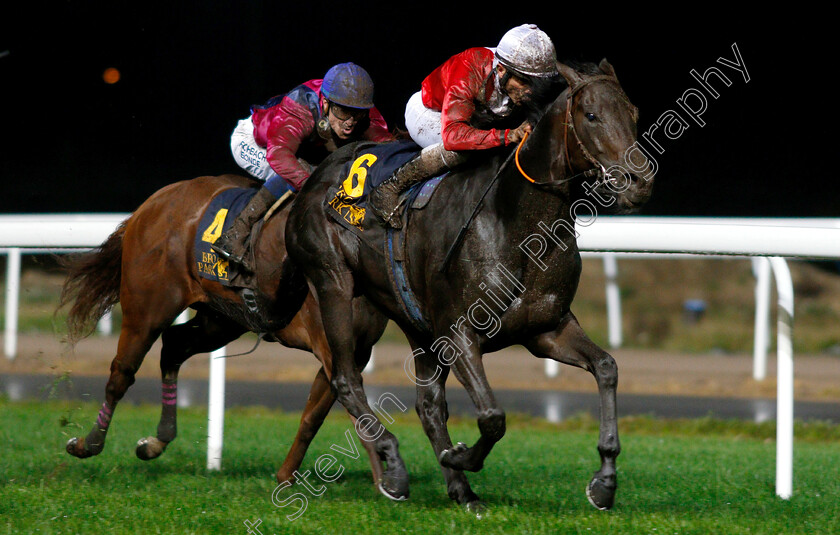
[438,55,510,151]
[440,85,509,151]
[264,108,315,191]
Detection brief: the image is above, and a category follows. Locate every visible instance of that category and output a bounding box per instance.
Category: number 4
[201,208,229,243]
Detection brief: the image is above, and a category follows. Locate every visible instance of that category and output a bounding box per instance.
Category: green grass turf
[2,399,840,534]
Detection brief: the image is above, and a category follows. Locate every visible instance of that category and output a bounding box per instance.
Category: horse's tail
[57,221,127,345]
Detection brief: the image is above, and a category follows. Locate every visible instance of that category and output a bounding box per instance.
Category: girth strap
[385,227,431,333]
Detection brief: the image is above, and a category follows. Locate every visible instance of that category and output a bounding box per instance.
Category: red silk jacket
[250,79,391,190]
[420,47,513,151]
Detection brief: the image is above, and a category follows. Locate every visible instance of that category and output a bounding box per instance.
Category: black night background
[1,3,832,218]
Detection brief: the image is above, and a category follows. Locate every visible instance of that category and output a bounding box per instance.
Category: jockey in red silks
[369,24,562,229]
[213,62,393,272]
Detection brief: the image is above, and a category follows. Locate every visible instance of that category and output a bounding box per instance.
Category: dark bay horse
[285,59,655,511]
[58,174,388,486]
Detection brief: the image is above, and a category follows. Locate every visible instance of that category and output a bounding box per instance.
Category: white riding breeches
[230,117,274,181]
[404,91,443,149]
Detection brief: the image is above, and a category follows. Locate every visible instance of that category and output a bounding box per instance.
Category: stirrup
[378,197,408,229]
[210,234,238,261]
[210,243,233,260]
[223,253,254,274]
[210,238,252,272]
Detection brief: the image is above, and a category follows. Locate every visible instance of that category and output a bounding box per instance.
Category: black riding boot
[369,144,467,229]
[368,158,428,229]
[210,186,277,272]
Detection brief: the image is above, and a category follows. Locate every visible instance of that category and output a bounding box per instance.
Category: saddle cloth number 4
[201,209,229,244]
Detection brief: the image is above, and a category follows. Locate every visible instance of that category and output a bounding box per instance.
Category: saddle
[195,188,293,308]
[325,140,448,332]
[325,140,446,238]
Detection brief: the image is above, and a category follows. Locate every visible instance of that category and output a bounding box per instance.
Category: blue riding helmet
[321,62,375,109]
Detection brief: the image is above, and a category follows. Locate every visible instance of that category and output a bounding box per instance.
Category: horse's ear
[598,58,618,80]
[557,61,583,87]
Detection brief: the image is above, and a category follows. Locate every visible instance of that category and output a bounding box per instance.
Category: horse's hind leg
[66,308,175,458]
[136,309,245,460]
[525,313,620,511]
[276,366,335,482]
[274,365,381,481]
[411,345,483,512]
[275,295,384,487]
[276,369,384,488]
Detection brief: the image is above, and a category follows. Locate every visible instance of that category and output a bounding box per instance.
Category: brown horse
[58,174,388,487]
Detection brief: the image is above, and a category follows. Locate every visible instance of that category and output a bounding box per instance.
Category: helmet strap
[496,65,513,98]
[318,99,339,145]
[317,117,332,141]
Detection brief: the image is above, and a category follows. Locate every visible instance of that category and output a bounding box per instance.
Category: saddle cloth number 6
[342,154,377,198]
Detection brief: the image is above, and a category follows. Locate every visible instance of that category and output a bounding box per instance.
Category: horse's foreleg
[276,366,383,486]
[525,314,620,511]
[438,343,505,475]
[276,366,336,482]
[314,277,409,501]
[136,311,245,461]
[66,322,160,459]
[411,347,483,511]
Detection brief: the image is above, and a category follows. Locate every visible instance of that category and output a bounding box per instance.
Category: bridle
[515,74,634,188]
[443,75,633,273]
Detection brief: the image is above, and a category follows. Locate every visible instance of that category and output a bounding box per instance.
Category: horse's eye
[585,112,597,122]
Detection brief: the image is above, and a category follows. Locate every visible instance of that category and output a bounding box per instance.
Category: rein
[441,74,630,273]
[440,146,519,273]
[515,74,630,188]
[515,131,601,186]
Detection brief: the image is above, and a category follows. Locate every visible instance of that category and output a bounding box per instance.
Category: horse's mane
[522,60,603,126]
[522,73,566,126]
[561,60,604,76]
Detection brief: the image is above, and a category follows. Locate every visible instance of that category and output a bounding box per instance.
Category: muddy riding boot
[369,144,468,229]
[210,186,277,272]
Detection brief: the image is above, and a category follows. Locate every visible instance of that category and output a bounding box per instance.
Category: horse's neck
[492,102,572,225]
[462,96,583,282]
[492,166,567,222]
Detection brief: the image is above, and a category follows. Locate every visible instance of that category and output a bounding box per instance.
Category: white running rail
[2,213,840,498]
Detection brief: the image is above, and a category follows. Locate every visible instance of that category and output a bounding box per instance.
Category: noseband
[515,74,633,188]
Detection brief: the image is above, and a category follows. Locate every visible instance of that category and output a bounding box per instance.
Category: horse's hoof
[378,468,410,502]
[135,437,167,461]
[66,437,81,456]
[586,476,616,511]
[464,500,488,519]
[276,468,297,485]
[66,437,94,459]
[438,442,467,466]
[378,481,409,501]
[439,442,482,472]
